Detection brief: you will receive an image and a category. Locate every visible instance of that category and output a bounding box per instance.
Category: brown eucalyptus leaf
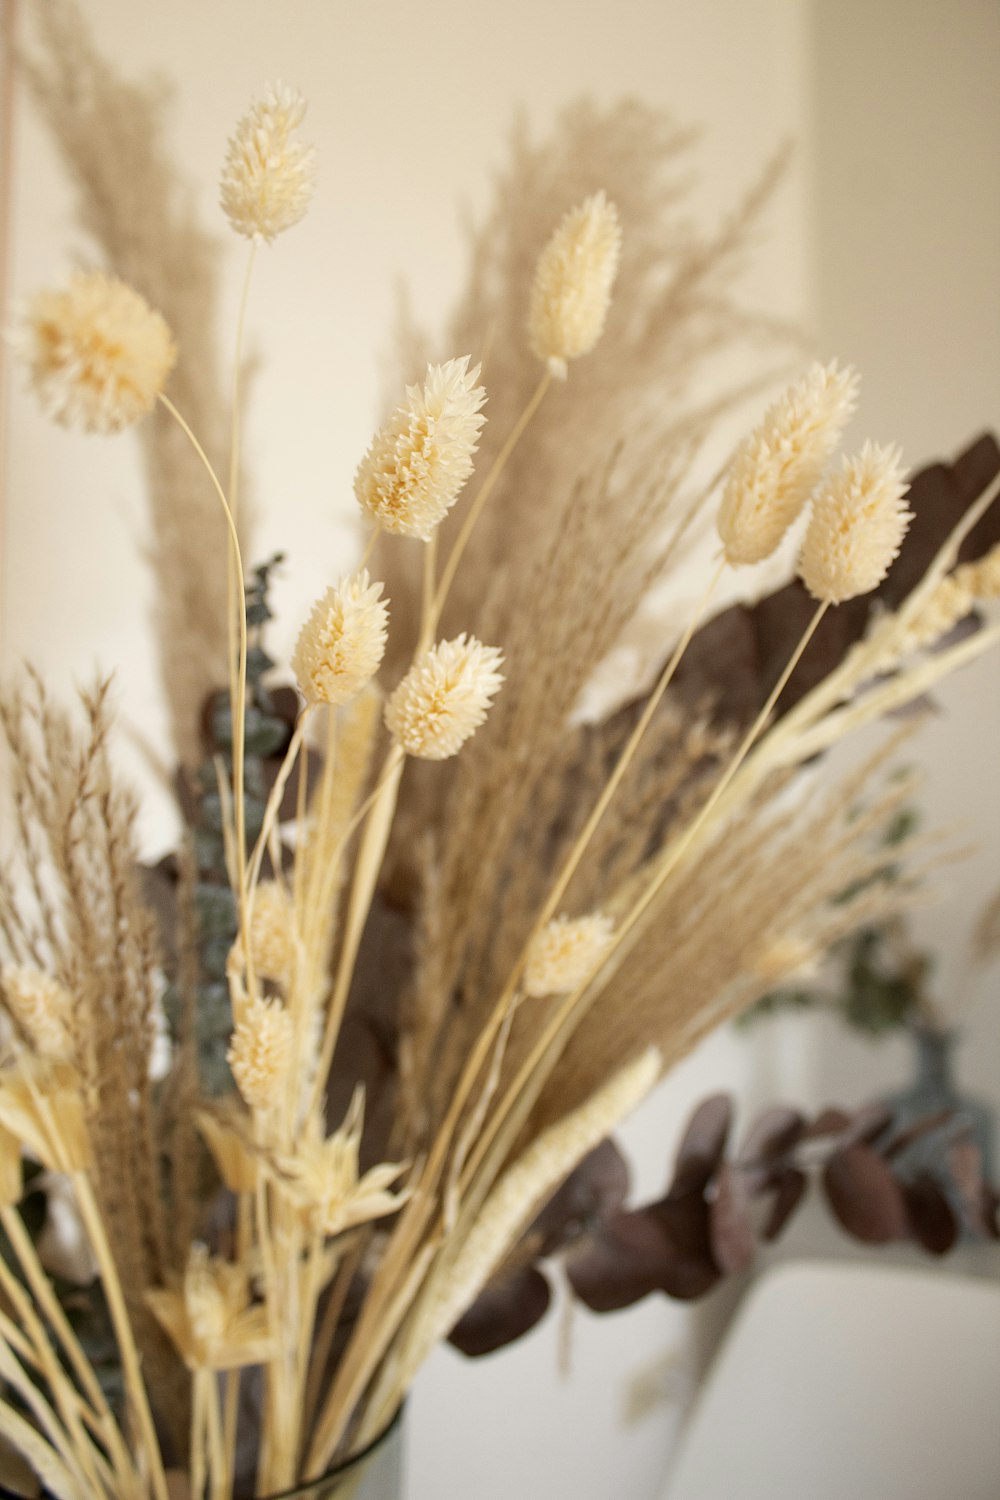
[448,1266,552,1357]
[823,1145,908,1243]
[804,1107,853,1140]
[882,1109,954,1160]
[738,1106,806,1191]
[668,1094,732,1197]
[568,1193,721,1311]
[761,1167,808,1242]
[531,1138,630,1255]
[902,1175,959,1257]
[709,1162,756,1274]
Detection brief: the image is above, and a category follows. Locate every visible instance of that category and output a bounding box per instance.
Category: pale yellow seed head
[528,191,622,378]
[247,882,295,984]
[523,913,616,999]
[384,634,503,759]
[354,357,486,539]
[227,997,293,1112]
[20,271,176,435]
[718,361,859,567]
[220,82,316,242]
[292,570,388,707]
[1,966,74,1062]
[798,442,912,604]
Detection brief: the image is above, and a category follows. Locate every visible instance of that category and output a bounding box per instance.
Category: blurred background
[1,2,998,1496]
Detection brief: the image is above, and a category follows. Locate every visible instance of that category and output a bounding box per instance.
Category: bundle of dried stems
[2,13,1000,1499]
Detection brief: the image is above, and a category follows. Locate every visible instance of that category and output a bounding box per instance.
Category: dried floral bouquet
[3,47,1000,1500]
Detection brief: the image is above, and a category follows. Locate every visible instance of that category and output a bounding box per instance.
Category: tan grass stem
[427,370,552,639]
[72,1174,169,1500]
[159,392,252,977]
[224,242,258,813]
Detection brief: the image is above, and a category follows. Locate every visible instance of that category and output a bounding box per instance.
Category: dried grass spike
[384,634,504,759]
[220,82,316,242]
[528,191,622,378]
[799,441,912,603]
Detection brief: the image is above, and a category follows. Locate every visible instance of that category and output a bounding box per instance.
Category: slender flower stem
[158,393,252,968]
[224,242,258,771]
[245,707,312,901]
[72,1175,170,1500]
[426,370,552,641]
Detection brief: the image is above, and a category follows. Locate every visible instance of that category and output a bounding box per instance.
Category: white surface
[664,1260,1000,1500]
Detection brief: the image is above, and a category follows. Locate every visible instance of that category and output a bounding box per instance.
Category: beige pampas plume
[20,270,176,435]
[799,441,912,603]
[292,571,389,707]
[528,191,622,378]
[385,635,504,759]
[220,82,316,242]
[0,967,75,1063]
[227,997,294,1112]
[355,357,487,539]
[717,360,859,567]
[522,913,615,999]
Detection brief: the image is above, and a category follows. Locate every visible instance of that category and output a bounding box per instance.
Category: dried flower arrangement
[3,8,1000,1497]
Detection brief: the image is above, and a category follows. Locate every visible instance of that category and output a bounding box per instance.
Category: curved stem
[158,393,251,962]
[426,370,551,642]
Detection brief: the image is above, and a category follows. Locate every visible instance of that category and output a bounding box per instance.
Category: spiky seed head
[20,271,176,434]
[799,442,912,604]
[292,571,388,706]
[528,191,622,378]
[385,634,503,759]
[220,82,316,242]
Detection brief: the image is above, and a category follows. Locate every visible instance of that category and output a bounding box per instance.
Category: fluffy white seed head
[523,913,616,999]
[718,361,860,567]
[528,191,622,378]
[354,358,486,539]
[20,271,176,435]
[220,82,316,242]
[1,967,74,1062]
[384,634,504,759]
[292,571,388,706]
[247,882,294,984]
[227,997,293,1112]
[799,442,912,604]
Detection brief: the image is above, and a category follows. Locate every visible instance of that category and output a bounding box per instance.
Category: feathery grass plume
[0,674,186,1438]
[355,357,487,539]
[146,1246,275,1370]
[799,442,912,604]
[248,881,294,984]
[292,571,389,706]
[0,967,74,1062]
[377,101,796,676]
[227,996,294,1112]
[528,191,622,378]
[523,913,615,999]
[273,1091,409,1237]
[385,635,504,759]
[221,82,316,242]
[717,360,859,566]
[20,270,176,435]
[20,1,249,763]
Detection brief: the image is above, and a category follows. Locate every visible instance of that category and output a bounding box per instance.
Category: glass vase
[270,1411,405,1500]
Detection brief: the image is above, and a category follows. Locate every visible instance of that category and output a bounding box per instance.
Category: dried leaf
[667,1094,732,1196]
[708,1162,755,1274]
[448,1266,552,1357]
[902,1175,959,1256]
[761,1167,808,1241]
[531,1138,630,1255]
[823,1144,908,1243]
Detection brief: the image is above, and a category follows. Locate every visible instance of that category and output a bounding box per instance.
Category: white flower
[384,635,503,759]
[220,82,316,242]
[799,442,912,604]
[523,913,615,998]
[20,271,176,434]
[292,571,388,706]
[354,358,486,539]
[718,361,859,567]
[528,192,622,378]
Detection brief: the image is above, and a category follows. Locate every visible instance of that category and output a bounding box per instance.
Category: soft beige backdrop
[1,3,997,1498]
